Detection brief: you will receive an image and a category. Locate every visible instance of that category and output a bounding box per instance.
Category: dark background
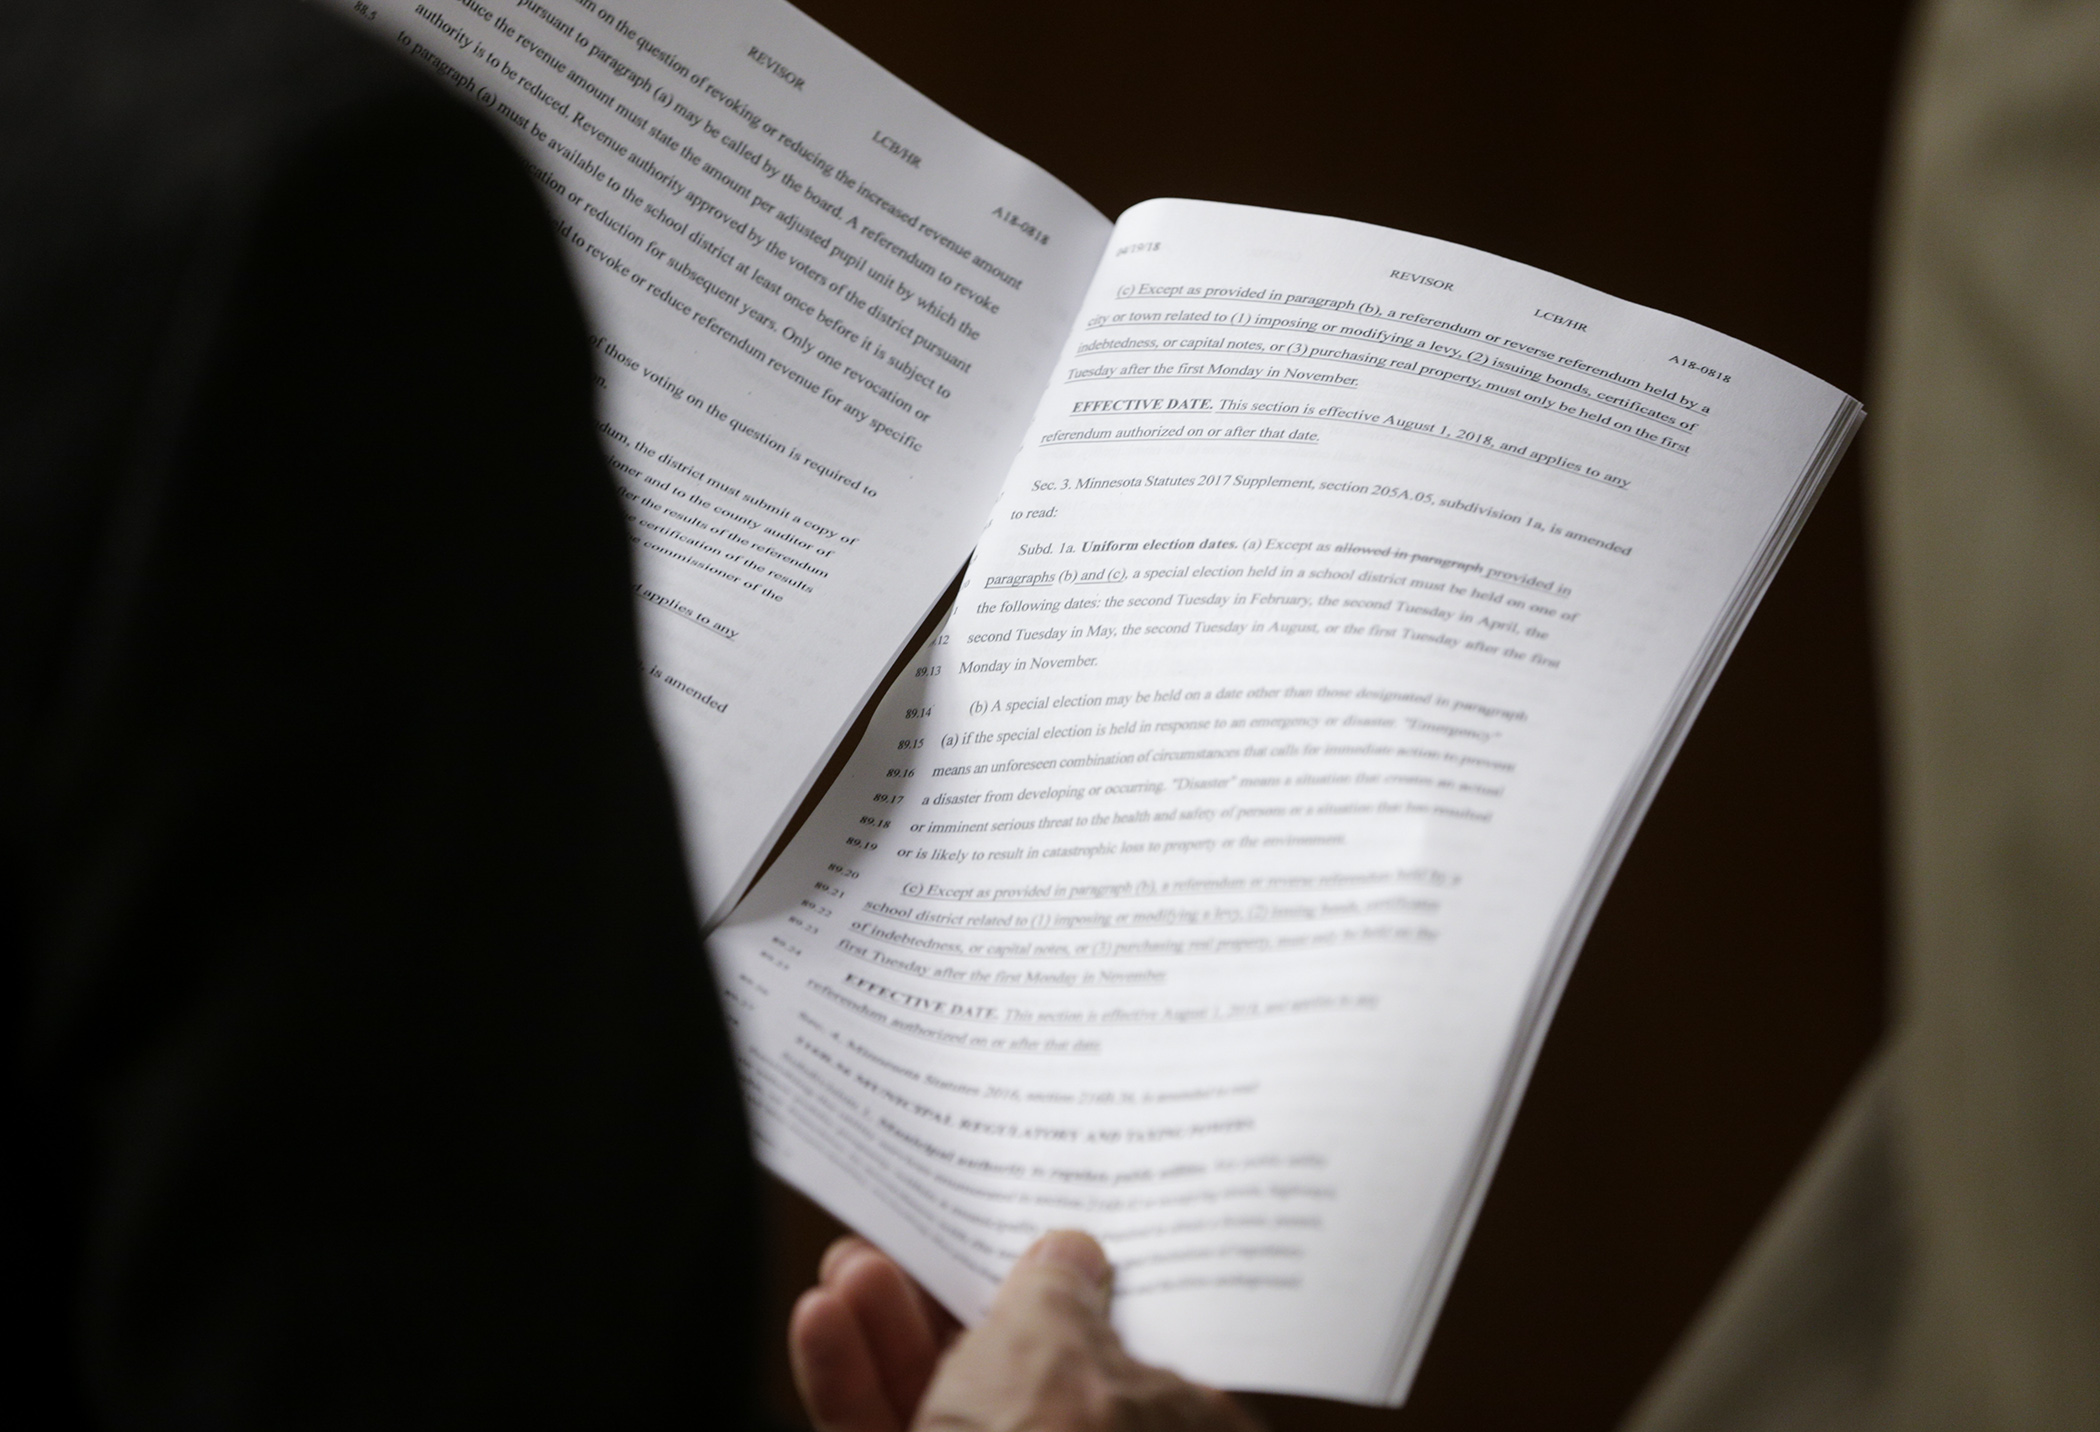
[758,2,1911,1427]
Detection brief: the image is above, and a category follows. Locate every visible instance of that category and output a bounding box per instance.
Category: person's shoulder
[0,0,455,230]
[0,0,530,755]
[3,0,428,136]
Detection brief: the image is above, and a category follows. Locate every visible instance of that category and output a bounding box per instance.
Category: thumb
[917,1231,1260,1432]
[912,1232,1122,1430]
[992,1229,1114,1323]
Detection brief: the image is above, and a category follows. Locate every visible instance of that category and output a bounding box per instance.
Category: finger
[832,1244,947,1417]
[819,1234,880,1286]
[994,1229,1114,1321]
[819,1236,959,1344]
[817,1239,961,1400]
[789,1285,903,1432]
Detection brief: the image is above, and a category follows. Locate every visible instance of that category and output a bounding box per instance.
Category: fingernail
[1023,1229,1111,1288]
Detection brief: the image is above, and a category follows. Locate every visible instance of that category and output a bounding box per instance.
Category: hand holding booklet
[335,0,1861,1404]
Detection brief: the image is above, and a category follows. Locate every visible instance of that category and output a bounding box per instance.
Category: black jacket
[1,0,755,1423]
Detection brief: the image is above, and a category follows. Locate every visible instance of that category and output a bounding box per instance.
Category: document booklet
[337,0,1861,1404]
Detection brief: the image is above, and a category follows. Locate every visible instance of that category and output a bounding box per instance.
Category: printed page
[327,0,1111,919]
[710,200,1854,1403]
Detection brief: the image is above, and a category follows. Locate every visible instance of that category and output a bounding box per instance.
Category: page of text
[713,202,1849,1401]
[327,0,1112,918]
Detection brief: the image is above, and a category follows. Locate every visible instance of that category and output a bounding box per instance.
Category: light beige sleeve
[1623,2,2100,1429]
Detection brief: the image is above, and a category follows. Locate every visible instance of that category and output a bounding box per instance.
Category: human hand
[789,1230,1261,1432]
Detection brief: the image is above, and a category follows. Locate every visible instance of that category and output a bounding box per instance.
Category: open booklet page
[328,0,1111,919]
[711,200,1859,1403]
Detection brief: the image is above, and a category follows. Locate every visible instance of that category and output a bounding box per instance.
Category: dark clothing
[2,0,755,1425]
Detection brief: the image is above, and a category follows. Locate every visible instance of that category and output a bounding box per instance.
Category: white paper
[329,0,1859,1399]
[330,0,1111,919]
[709,200,1855,1403]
